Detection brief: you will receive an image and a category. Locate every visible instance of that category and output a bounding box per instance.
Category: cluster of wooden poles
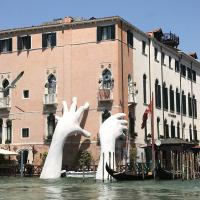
[159,149,200,180]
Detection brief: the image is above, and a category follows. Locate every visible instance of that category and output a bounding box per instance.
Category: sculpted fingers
[120,120,128,126]
[76,102,90,122]
[111,113,126,120]
[70,97,77,112]
[62,101,68,114]
[75,126,91,138]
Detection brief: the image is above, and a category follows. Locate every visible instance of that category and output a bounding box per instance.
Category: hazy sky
[1,0,200,57]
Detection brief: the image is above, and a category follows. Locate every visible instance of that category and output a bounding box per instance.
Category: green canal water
[0,177,200,200]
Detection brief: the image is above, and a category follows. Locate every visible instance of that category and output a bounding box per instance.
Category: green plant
[41,152,48,165]
[78,150,92,167]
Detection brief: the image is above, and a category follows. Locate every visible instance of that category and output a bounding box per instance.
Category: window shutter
[51,32,56,47]
[17,36,22,51]
[97,27,102,42]
[42,34,47,48]
[26,35,31,49]
[111,25,115,40]
[8,38,12,52]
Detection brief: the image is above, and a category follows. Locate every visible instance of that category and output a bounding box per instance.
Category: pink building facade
[0,16,134,166]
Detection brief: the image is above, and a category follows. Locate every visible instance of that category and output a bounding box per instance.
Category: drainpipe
[160,46,165,138]
[179,55,183,139]
[148,38,152,102]
[190,61,194,139]
[120,20,124,113]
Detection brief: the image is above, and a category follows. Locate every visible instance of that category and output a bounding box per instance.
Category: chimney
[188,52,198,59]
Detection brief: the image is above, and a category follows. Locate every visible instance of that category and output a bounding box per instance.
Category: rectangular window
[187,68,192,80]
[17,35,31,50]
[127,30,133,47]
[22,128,29,138]
[154,48,158,61]
[0,38,12,52]
[175,60,179,72]
[142,41,146,54]
[192,70,196,82]
[97,25,115,42]
[181,64,186,77]
[169,56,172,68]
[42,32,56,48]
[23,90,29,98]
[161,52,165,65]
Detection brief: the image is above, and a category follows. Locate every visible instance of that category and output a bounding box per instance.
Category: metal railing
[98,89,113,101]
[43,93,57,105]
[0,97,10,109]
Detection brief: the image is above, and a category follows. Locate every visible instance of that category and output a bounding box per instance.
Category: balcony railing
[0,97,10,109]
[43,93,57,105]
[98,89,113,102]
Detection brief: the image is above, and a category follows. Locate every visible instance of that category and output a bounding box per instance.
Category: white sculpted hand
[54,97,91,140]
[96,113,128,180]
[40,97,91,179]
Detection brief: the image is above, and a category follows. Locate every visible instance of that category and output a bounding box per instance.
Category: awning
[0,149,18,155]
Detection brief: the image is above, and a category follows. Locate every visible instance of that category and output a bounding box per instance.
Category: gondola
[155,166,179,180]
[105,163,153,181]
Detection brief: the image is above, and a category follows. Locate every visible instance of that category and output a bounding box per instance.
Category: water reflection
[43,186,63,200]
[1,178,200,200]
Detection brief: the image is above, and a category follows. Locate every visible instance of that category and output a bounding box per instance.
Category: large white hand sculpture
[40,97,91,179]
[96,113,128,180]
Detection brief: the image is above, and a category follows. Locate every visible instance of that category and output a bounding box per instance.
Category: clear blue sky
[1,0,200,57]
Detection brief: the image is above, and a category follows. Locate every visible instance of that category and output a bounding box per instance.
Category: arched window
[0,119,2,144]
[155,79,161,108]
[193,95,197,118]
[6,120,12,144]
[189,124,192,141]
[164,119,169,138]
[193,125,197,141]
[143,74,147,104]
[177,122,180,138]
[182,91,186,115]
[176,88,180,113]
[47,114,56,138]
[102,69,113,89]
[163,82,168,110]
[171,121,175,138]
[2,79,10,97]
[170,85,174,112]
[157,117,160,139]
[102,109,111,123]
[188,93,192,117]
[47,74,56,94]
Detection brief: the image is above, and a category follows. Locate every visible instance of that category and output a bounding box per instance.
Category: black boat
[155,166,179,180]
[105,163,153,181]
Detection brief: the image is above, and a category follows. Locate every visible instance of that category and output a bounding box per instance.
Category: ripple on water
[1,178,200,200]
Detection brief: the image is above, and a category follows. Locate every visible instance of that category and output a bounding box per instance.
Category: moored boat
[105,163,153,181]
